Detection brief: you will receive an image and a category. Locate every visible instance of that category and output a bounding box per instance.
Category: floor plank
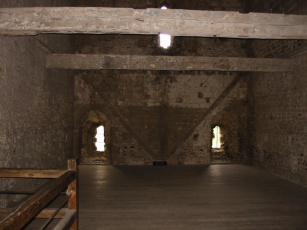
[79,164,307,230]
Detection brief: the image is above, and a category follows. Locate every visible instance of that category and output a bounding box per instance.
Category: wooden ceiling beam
[46,54,293,72]
[0,7,306,39]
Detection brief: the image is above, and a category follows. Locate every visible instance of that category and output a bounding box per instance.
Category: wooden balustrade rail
[0,158,78,230]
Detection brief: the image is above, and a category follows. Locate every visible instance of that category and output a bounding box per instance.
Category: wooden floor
[79,164,307,230]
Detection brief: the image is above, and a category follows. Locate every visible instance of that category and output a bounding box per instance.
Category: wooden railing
[0,158,78,230]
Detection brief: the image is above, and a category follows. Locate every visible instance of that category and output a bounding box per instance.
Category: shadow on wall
[80,110,111,164]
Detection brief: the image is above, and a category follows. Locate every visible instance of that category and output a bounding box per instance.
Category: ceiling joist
[0,7,307,39]
[46,54,293,72]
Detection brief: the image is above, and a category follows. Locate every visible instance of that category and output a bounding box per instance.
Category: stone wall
[249,55,307,186]
[0,1,74,207]
[247,0,307,186]
[73,0,248,165]
[74,70,247,165]
[246,0,307,14]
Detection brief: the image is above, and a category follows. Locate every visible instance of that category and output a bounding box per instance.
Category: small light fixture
[159,6,172,49]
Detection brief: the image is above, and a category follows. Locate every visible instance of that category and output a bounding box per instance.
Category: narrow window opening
[212,126,222,149]
[159,6,172,49]
[211,125,229,164]
[95,125,105,152]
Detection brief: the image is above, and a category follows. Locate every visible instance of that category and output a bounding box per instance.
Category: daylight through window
[95,125,105,151]
[212,126,222,148]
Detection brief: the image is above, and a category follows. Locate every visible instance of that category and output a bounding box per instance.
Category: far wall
[73,35,248,165]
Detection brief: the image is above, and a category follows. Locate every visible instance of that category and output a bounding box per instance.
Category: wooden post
[67,158,78,230]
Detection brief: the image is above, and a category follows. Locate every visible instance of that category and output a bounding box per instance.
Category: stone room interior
[0,0,306,229]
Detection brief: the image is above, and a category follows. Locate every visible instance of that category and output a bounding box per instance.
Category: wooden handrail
[0,171,75,229]
[0,158,78,230]
[37,208,68,219]
[0,169,67,178]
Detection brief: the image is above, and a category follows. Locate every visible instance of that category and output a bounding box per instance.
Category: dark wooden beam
[0,209,11,217]
[36,208,68,219]
[2,210,70,224]
[0,7,306,39]
[46,54,293,72]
